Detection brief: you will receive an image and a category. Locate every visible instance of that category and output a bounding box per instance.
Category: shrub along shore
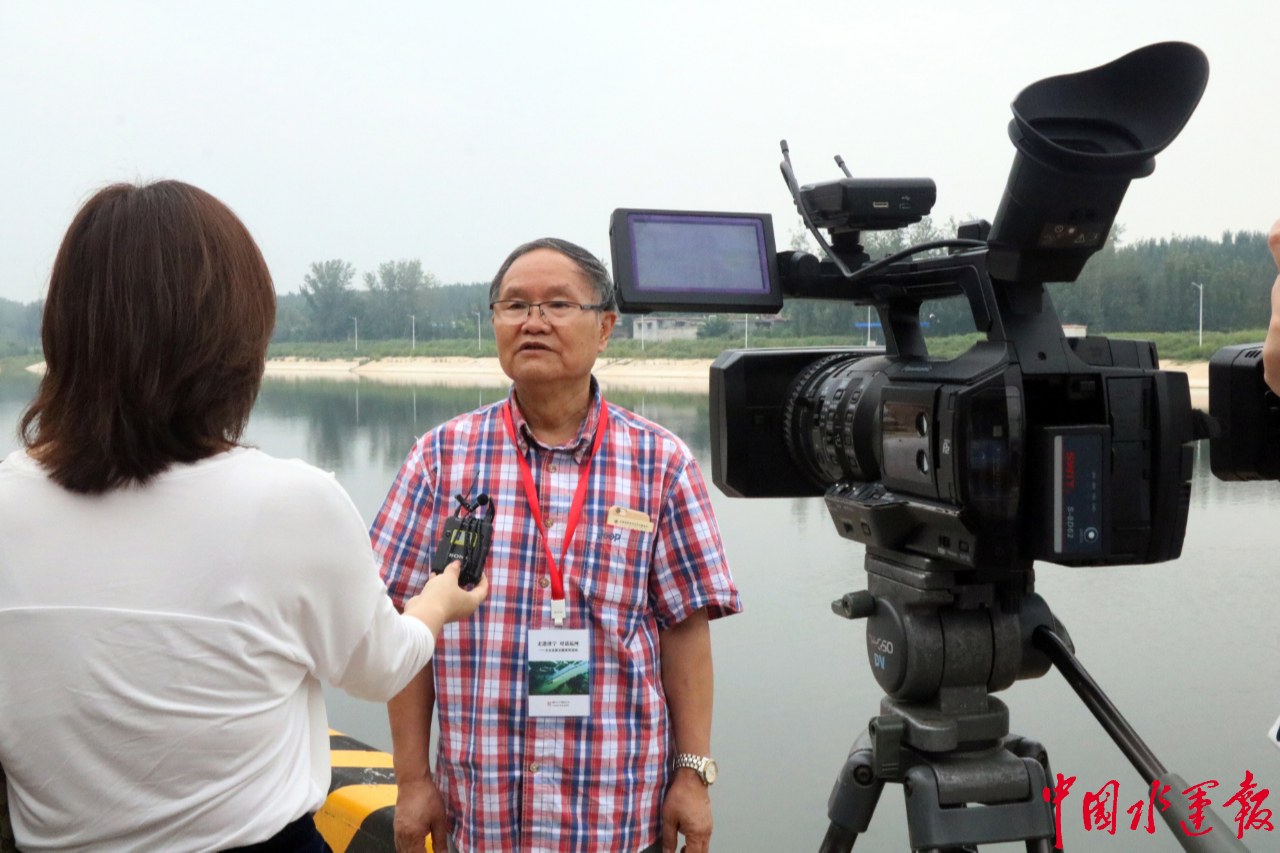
[260,329,1264,365]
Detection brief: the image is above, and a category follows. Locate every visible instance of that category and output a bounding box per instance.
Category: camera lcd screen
[609,209,783,313]
[630,215,769,294]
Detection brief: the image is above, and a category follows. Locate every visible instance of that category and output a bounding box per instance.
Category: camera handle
[778,245,1083,376]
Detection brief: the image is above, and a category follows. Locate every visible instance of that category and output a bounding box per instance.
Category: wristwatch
[673,753,718,786]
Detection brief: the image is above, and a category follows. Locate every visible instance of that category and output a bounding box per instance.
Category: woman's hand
[403,561,489,639]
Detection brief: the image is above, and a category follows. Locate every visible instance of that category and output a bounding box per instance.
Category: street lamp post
[744,314,749,348]
[410,315,416,351]
[1191,282,1204,348]
[471,310,482,353]
[351,317,358,353]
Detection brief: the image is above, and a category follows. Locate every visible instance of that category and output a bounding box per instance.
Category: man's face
[492,248,617,389]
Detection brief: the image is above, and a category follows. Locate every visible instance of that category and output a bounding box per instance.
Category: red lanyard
[501,398,609,626]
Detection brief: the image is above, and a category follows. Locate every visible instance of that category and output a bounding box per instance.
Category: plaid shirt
[373,382,741,853]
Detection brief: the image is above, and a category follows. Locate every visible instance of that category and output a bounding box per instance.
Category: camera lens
[782,354,887,489]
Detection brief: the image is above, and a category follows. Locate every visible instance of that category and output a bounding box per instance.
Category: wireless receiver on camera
[431,492,493,587]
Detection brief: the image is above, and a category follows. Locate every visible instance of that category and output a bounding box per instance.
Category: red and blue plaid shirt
[372,382,741,853]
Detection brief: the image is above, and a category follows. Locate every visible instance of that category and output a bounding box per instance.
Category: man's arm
[659,607,714,853]
[388,664,448,853]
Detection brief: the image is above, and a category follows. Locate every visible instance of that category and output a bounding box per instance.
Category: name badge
[528,628,591,717]
[606,505,654,533]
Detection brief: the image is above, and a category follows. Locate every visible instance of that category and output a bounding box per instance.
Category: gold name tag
[606,505,654,533]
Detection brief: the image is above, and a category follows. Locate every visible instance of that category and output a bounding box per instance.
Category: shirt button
[547,518,556,528]
[538,576,550,589]
[528,763,540,773]
[548,463,558,473]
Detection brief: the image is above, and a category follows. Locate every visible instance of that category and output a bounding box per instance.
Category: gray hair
[489,238,617,311]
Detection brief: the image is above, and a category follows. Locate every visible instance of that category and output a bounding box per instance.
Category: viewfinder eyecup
[987,42,1209,283]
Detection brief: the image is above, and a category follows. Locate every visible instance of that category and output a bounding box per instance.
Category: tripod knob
[832,590,876,620]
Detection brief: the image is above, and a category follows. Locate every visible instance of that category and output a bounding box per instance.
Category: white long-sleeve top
[0,447,434,853]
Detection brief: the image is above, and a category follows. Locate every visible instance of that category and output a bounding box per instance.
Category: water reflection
[250,376,712,481]
[252,378,506,471]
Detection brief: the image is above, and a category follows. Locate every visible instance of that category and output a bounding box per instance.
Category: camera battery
[1039,425,1108,558]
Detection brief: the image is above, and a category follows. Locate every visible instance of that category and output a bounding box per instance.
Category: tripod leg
[818,822,859,853]
[1004,737,1060,852]
[821,742,884,853]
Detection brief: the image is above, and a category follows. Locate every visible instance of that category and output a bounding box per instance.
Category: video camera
[608,43,1259,853]
[611,41,1211,573]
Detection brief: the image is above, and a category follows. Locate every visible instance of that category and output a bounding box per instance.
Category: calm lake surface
[3,370,1279,852]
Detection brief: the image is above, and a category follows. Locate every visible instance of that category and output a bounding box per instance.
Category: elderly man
[372,238,741,853]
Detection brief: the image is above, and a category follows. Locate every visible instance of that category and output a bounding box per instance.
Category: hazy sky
[2,1,1277,303]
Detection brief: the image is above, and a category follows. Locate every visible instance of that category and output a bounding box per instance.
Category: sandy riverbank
[259,356,716,393]
[262,356,1210,397]
[21,355,1213,405]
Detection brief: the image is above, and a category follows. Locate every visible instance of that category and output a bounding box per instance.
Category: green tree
[300,260,358,341]
[272,293,311,343]
[363,260,443,340]
[698,315,733,338]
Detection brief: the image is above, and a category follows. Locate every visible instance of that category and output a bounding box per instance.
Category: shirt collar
[506,378,603,462]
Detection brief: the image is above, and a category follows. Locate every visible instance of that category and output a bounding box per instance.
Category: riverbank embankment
[18,356,1212,406]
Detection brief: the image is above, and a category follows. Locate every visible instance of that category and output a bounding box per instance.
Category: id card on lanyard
[502,399,609,717]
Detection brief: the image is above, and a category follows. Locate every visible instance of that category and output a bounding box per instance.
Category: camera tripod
[819,547,1249,853]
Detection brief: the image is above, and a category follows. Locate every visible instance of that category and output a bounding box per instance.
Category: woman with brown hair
[0,181,486,853]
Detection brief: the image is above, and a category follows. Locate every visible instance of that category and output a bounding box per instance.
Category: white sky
[1,1,1277,303]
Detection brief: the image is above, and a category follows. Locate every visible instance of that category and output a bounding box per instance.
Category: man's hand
[661,770,712,853]
[393,777,449,853]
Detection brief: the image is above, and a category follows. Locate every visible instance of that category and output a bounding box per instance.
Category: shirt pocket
[575,527,652,644]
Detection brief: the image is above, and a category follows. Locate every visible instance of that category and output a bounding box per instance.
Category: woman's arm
[1263,219,1280,395]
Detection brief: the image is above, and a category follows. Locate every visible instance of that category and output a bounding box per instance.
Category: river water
[2,371,1279,852]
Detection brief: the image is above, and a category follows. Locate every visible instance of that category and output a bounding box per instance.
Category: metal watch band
[673,753,716,785]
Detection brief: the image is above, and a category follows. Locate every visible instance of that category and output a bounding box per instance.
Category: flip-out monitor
[609,209,783,313]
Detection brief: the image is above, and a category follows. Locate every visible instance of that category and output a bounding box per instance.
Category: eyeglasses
[489,300,608,323]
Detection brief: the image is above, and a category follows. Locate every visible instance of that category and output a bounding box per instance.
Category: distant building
[1062,324,1088,338]
[752,314,787,331]
[632,316,701,342]
[631,314,790,342]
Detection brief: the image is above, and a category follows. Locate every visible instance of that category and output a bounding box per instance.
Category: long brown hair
[20,181,276,493]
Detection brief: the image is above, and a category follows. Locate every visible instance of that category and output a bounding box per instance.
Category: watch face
[703,759,718,785]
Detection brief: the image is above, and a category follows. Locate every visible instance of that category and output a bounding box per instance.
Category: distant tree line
[0,297,43,356]
[764,219,1277,340]
[2,230,1276,351]
[274,259,490,343]
[1050,230,1274,334]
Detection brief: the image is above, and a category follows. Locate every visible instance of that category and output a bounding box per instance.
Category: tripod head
[834,547,1070,751]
